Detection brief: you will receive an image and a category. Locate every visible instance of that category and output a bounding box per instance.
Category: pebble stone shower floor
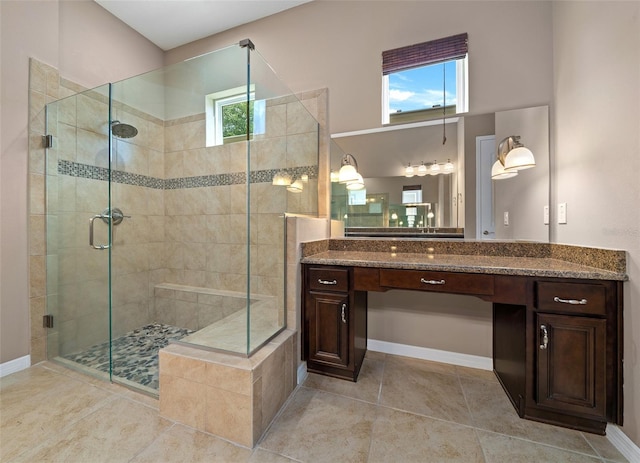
[63,323,193,390]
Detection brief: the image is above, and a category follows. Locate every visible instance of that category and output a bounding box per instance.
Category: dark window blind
[382,33,468,75]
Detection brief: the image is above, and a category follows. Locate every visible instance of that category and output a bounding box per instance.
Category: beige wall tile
[159,373,207,430]
[205,386,253,447]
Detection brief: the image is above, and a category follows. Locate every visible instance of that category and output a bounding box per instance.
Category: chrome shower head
[111,120,138,139]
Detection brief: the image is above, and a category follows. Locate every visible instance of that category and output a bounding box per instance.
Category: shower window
[205,86,265,146]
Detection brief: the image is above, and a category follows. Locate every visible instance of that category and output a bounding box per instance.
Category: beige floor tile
[455,365,498,383]
[248,448,300,462]
[131,423,252,462]
[460,376,598,456]
[303,357,383,403]
[1,367,114,461]
[477,431,603,463]
[368,407,484,462]
[258,387,377,462]
[13,397,171,463]
[380,356,472,425]
[584,432,629,462]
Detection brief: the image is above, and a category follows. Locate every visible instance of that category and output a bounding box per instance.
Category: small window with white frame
[382,33,468,125]
[205,85,265,146]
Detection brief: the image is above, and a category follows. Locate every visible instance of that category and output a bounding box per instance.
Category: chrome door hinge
[43,314,54,328]
[43,135,53,148]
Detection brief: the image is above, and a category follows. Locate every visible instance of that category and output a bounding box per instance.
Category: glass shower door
[45,84,114,382]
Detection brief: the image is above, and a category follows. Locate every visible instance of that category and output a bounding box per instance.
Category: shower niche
[43,40,320,399]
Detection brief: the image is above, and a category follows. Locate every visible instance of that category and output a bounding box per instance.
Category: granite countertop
[300,240,628,281]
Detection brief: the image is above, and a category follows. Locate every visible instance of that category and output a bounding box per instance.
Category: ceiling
[94,0,311,51]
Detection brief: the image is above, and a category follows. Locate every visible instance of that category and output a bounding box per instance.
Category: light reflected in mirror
[330,105,550,242]
[331,120,464,238]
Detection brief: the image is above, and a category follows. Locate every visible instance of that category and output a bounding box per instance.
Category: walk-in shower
[43,40,319,395]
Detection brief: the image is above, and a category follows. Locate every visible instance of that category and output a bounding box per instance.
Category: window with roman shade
[382,33,469,125]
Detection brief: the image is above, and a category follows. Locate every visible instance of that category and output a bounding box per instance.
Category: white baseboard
[368,339,493,371]
[0,355,31,378]
[297,361,308,385]
[607,425,640,463]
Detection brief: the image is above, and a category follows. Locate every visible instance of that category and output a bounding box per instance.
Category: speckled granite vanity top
[301,238,628,281]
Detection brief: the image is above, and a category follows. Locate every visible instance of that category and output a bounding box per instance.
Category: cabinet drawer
[308,267,349,292]
[379,269,494,296]
[536,281,606,315]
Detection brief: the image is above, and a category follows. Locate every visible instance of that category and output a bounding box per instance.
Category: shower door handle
[89,215,110,250]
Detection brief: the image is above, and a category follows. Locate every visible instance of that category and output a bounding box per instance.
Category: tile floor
[0,352,628,462]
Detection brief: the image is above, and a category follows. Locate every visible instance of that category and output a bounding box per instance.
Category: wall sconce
[286,179,304,193]
[338,153,365,190]
[429,160,441,175]
[492,135,535,180]
[272,170,292,186]
[338,153,360,183]
[346,173,365,190]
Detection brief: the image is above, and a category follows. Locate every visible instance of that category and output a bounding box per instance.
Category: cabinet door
[536,313,606,418]
[306,291,350,369]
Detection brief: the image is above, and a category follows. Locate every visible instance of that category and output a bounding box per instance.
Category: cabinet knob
[539,324,549,350]
[554,296,588,305]
[341,303,347,323]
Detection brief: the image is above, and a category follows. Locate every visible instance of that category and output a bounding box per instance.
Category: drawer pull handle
[341,304,347,323]
[318,279,338,285]
[540,324,549,350]
[421,278,446,285]
[554,296,587,305]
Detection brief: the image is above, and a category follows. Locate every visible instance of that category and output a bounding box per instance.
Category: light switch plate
[558,202,567,224]
[543,205,549,225]
[504,211,509,226]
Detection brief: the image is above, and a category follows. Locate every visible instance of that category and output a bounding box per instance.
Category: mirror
[331,120,464,237]
[330,105,550,242]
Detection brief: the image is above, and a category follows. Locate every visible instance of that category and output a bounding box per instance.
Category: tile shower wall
[29,57,326,362]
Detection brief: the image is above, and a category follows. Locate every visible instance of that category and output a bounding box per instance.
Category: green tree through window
[222,101,254,138]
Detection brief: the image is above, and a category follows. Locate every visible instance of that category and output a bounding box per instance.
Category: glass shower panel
[109,44,254,363]
[247,49,319,354]
[45,84,113,381]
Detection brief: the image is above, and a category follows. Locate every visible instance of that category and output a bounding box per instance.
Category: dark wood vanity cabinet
[526,279,622,434]
[302,263,623,434]
[302,266,367,381]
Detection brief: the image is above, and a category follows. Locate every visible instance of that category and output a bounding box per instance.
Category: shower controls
[99,207,130,226]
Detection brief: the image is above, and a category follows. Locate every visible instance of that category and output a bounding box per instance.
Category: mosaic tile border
[58,159,317,189]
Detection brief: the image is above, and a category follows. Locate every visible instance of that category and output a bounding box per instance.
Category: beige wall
[0,0,163,364]
[552,1,640,446]
[166,1,554,134]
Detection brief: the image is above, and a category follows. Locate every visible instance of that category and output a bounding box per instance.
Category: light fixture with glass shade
[330,170,340,182]
[405,163,415,177]
[492,135,535,179]
[272,170,292,186]
[417,162,428,176]
[338,153,360,183]
[346,173,365,190]
[286,179,304,193]
[443,159,454,174]
[430,160,441,175]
